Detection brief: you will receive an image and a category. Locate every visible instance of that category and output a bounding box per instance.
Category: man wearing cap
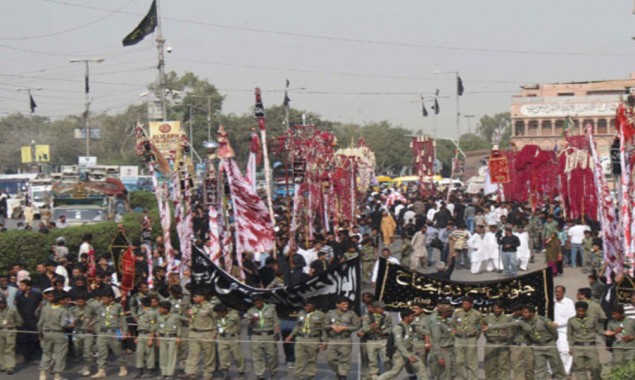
[91,290,128,379]
[0,296,22,374]
[360,300,393,378]
[378,309,428,380]
[213,303,245,379]
[133,296,158,378]
[509,303,534,380]
[183,290,217,380]
[246,295,280,380]
[430,304,455,380]
[567,301,602,380]
[325,296,361,380]
[482,300,512,379]
[285,298,327,380]
[37,290,72,380]
[411,303,431,370]
[523,304,566,380]
[156,301,182,379]
[68,291,96,376]
[605,305,635,366]
[451,296,482,379]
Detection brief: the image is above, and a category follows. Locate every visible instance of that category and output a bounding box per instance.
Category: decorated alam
[5,2,635,380]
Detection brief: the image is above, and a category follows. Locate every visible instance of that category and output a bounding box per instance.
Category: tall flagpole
[155,0,167,121]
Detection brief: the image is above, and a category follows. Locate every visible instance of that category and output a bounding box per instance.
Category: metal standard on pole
[70,58,104,156]
[155,0,167,121]
[16,87,42,172]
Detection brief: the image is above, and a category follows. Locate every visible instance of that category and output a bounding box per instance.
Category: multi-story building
[510,76,635,155]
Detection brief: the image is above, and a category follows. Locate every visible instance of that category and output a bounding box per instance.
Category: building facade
[510,77,635,155]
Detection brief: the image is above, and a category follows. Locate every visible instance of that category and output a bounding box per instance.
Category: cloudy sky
[2,0,635,140]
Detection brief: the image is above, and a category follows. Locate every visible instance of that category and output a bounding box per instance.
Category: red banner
[489,154,510,183]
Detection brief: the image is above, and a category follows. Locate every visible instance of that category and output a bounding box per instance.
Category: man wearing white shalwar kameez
[553,285,576,375]
[468,226,485,274]
[514,226,531,271]
[481,225,502,272]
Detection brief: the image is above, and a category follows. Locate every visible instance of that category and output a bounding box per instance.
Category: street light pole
[70,58,104,156]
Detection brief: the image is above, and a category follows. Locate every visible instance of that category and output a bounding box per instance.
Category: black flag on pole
[422,98,428,117]
[84,73,89,94]
[457,76,465,96]
[283,79,290,107]
[29,94,37,113]
[122,0,158,47]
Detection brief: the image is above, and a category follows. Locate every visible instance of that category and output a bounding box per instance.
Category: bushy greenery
[608,362,635,380]
[0,208,160,273]
[129,191,158,211]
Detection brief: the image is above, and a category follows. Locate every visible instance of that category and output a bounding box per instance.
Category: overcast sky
[2,0,635,140]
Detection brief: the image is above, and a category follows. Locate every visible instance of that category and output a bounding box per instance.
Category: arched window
[514,121,525,136]
[541,120,552,136]
[597,119,608,134]
[528,120,539,136]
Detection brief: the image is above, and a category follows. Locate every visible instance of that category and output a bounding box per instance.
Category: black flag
[84,72,89,94]
[122,0,158,47]
[457,76,464,96]
[422,98,428,117]
[29,94,37,113]
[283,79,290,107]
[432,98,440,115]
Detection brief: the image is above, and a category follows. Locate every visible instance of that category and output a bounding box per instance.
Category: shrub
[609,362,635,380]
[129,191,158,211]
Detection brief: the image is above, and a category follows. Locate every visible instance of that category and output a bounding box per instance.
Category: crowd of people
[0,182,631,380]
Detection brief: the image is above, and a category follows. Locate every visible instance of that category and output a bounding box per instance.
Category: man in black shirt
[499,227,521,277]
[310,251,329,277]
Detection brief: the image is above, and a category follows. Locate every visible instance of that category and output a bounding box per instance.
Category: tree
[459,133,490,151]
[476,112,511,147]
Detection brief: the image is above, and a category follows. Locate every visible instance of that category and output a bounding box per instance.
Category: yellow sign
[35,145,50,162]
[149,121,184,159]
[21,146,32,163]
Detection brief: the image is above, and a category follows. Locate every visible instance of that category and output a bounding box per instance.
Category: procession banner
[616,275,635,304]
[375,258,554,319]
[488,154,511,183]
[191,247,361,315]
[149,121,184,158]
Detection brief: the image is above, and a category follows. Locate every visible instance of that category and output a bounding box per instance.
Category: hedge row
[0,207,161,274]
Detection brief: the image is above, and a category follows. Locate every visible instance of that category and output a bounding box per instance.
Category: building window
[528,121,539,136]
[541,120,552,136]
[610,118,616,134]
[514,121,525,136]
[597,119,608,134]
[554,120,563,136]
[557,92,574,96]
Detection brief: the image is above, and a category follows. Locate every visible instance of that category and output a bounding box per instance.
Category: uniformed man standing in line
[214,303,246,379]
[429,304,455,380]
[360,236,376,285]
[377,309,428,380]
[567,301,603,380]
[285,298,327,380]
[411,302,431,378]
[325,296,361,380]
[523,304,566,380]
[37,290,72,380]
[360,300,393,378]
[605,305,635,366]
[481,300,511,379]
[69,291,95,377]
[509,303,534,380]
[156,301,181,379]
[246,295,280,380]
[0,296,22,374]
[91,290,128,379]
[182,290,217,380]
[133,296,158,378]
[451,296,482,379]
[167,284,189,371]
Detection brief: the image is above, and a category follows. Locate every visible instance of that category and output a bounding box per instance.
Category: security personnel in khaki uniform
[246,295,280,380]
[360,238,376,285]
[411,303,431,367]
[286,298,327,380]
[134,296,158,378]
[360,300,393,378]
[156,301,181,379]
[567,301,602,380]
[37,290,72,380]
[523,304,566,380]
[605,305,635,366]
[214,303,246,378]
[91,290,128,379]
[183,290,217,380]
[0,297,22,374]
[325,296,361,380]
[451,296,482,379]
[69,291,95,376]
[378,309,428,380]
[482,300,512,379]
[509,304,534,380]
[430,304,454,380]
[168,285,189,369]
